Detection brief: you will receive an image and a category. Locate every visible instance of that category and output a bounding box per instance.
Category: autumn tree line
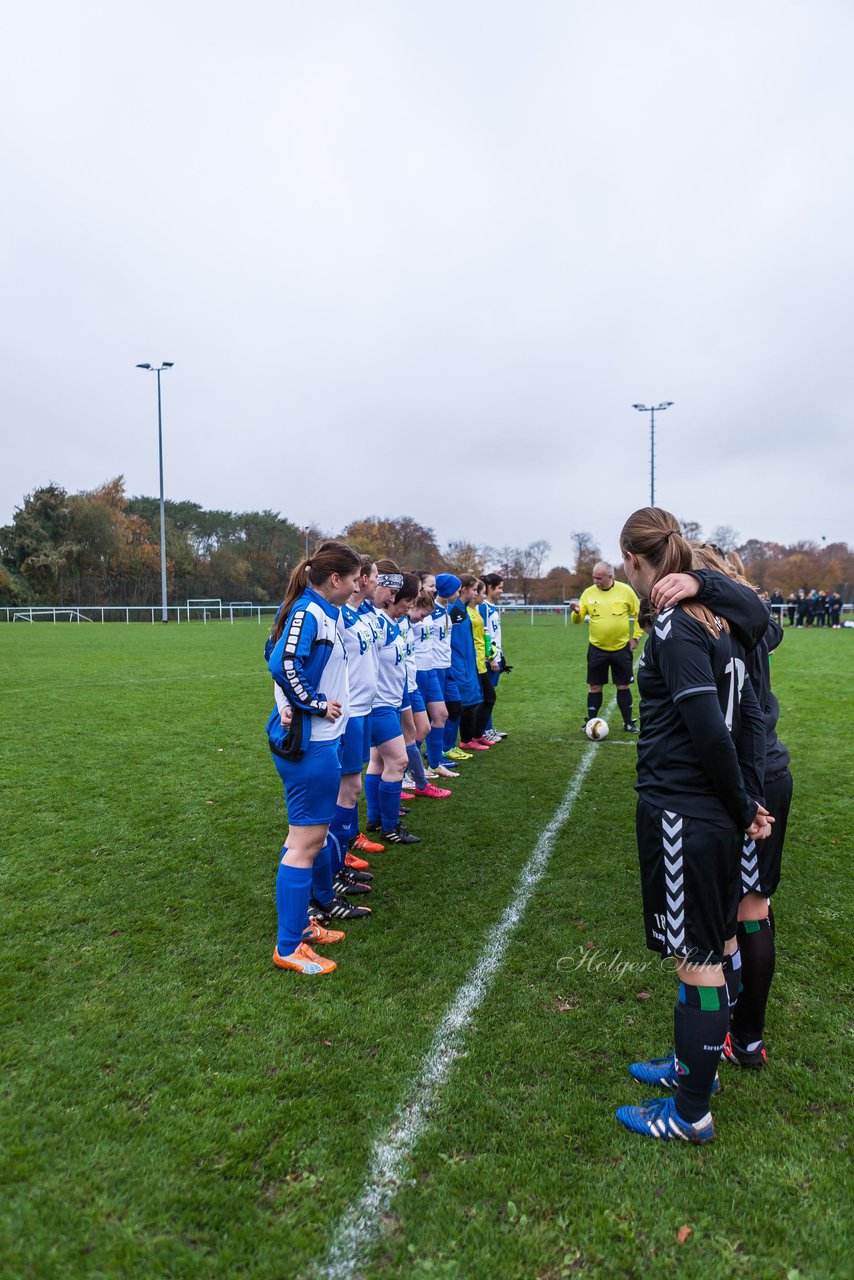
[1,479,852,608]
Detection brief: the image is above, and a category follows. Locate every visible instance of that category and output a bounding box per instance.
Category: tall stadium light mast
[632,402,673,506]
[136,362,175,622]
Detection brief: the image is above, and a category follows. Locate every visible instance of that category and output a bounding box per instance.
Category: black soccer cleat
[383,824,420,845]
[310,895,372,921]
[721,1032,767,1069]
[333,870,372,897]
[623,720,639,733]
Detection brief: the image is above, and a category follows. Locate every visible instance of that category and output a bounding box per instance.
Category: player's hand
[279,704,293,727]
[489,659,499,671]
[629,637,639,651]
[650,573,699,611]
[325,700,343,721]
[569,601,580,613]
[746,804,775,840]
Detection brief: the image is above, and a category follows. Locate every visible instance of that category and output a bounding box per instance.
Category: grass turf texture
[0,618,850,1280]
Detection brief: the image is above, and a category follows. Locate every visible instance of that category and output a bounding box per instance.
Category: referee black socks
[616,687,634,726]
[673,983,728,1123]
[586,691,603,721]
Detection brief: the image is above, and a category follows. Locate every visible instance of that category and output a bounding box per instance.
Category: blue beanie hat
[436,573,461,597]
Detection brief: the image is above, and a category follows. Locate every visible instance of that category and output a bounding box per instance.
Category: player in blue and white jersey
[405,589,451,799]
[264,542,361,976]
[318,555,381,916]
[614,508,773,1142]
[364,561,421,845]
[479,573,507,743]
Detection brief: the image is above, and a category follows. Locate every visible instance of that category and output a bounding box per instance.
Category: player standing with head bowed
[479,573,507,742]
[615,508,773,1141]
[364,562,421,845]
[265,541,362,975]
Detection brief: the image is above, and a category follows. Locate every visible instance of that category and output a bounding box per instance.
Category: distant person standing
[570,561,640,732]
[830,592,842,627]
[786,592,797,627]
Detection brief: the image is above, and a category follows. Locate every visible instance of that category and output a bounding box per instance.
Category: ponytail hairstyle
[270,540,360,644]
[458,573,478,591]
[482,572,504,591]
[620,507,725,637]
[358,553,375,579]
[414,588,435,613]
[394,572,420,605]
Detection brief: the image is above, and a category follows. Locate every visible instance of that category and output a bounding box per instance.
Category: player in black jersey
[615,508,773,1143]
[652,544,793,1069]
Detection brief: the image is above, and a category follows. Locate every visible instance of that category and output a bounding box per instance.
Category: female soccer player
[434,574,472,765]
[615,508,772,1141]
[651,544,792,1070]
[468,579,497,744]
[479,573,507,742]
[453,575,488,752]
[265,541,362,975]
[406,589,451,799]
[365,563,421,844]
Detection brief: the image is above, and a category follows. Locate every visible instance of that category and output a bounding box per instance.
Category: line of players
[264,544,510,975]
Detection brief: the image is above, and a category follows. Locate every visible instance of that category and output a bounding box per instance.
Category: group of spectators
[769,589,845,627]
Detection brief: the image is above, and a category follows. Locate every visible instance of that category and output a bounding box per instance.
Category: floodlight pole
[136,362,175,621]
[632,402,673,506]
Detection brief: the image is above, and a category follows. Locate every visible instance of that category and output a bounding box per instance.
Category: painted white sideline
[319,700,615,1280]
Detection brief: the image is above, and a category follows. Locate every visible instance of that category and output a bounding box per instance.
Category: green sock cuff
[743,919,762,934]
[698,985,723,1012]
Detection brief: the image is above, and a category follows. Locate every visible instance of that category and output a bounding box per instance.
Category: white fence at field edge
[3,602,852,627]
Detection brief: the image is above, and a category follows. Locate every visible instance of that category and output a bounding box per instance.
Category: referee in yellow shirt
[570,560,640,732]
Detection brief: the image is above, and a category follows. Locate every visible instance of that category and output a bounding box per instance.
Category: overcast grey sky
[3,0,852,569]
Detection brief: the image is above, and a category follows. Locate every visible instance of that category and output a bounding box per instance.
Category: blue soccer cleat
[616,1095,715,1142]
[629,1052,721,1095]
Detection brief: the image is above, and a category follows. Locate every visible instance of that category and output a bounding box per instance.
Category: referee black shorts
[636,797,742,968]
[587,642,634,687]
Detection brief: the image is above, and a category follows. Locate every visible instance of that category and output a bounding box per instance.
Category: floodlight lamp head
[658,401,674,409]
[632,403,648,411]
[162,361,174,368]
[136,363,152,369]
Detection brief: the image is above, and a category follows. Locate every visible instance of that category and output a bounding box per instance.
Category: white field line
[319,697,616,1280]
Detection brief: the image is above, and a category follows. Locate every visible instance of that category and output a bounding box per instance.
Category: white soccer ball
[585,717,610,740]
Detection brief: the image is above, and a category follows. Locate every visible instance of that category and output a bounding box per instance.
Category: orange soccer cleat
[353,832,385,854]
[272,942,337,974]
[302,919,346,945]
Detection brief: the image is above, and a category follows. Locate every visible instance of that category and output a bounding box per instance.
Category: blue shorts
[371,706,403,746]
[271,739,341,826]
[416,668,443,705]
[438,668,459,702]
[340,713,371,775]
[409,683,426,714]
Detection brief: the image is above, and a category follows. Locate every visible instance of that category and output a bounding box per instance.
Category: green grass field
[1,617,851,1280]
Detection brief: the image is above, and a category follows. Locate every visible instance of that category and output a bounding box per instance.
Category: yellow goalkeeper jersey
[468,605,487,674]
[572,580,639,651]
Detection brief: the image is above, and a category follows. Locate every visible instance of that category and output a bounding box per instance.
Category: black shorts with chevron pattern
[741,768,793,899]
[636,797,742,967]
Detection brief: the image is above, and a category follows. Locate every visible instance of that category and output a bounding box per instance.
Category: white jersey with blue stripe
[399,615,418,693]
[310,611,349,741]
[480,601,502,660]
[374,609,408,709]
[431,604,451,669]
[342,602,380,716]
[413,613,435,672]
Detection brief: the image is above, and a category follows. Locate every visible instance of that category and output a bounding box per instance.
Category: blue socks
[311,838,335,906]
[329,804,356,870]
[407,743,427,790]
[443,717,459,753]
[275,855,312,955]
[379,779,402,833]
[364,772,381,824]
[426,724,445,769]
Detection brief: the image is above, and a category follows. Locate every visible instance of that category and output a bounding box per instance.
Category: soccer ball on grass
[585,717,609,740]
